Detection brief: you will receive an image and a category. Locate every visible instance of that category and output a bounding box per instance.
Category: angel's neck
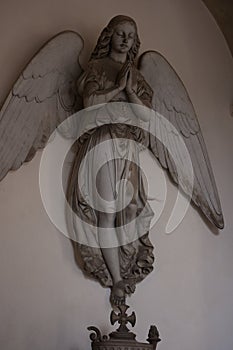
[109,51,127,64]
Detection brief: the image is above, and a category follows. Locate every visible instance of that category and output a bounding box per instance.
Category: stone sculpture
[0,15,224,308]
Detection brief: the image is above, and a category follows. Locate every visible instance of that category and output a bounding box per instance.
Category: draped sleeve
[77,60,107,98]
[135,69,153,108]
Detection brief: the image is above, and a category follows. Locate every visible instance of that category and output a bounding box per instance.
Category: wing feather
[0,31,84,181]
[139,51,224,229]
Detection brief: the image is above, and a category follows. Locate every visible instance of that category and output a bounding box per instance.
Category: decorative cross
[110,305,136,333]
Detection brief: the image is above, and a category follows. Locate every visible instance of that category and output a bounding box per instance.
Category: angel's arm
[83,81,121,108]
[82,62,130,107]
[126,68,153,121]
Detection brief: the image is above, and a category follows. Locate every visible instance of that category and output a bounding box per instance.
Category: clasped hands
[116,61,137,96]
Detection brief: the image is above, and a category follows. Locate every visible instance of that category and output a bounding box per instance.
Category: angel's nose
[123,37,128,43]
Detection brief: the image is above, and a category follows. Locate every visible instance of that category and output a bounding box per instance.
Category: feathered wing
[0,31,84,181]
[138,51,224,229]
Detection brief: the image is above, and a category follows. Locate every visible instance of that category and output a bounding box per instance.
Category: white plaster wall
[0,1,233,349]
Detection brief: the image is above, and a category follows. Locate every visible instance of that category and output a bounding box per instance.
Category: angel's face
[110,22,136,54]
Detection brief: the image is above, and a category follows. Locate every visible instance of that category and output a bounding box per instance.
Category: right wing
[0,31,84,181]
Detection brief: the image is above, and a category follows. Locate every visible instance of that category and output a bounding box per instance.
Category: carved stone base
[88,305,161,350]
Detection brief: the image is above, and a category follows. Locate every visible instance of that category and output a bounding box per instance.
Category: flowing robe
[67,57,155,287]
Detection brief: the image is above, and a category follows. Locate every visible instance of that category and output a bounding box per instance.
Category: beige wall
[0,0,233,349]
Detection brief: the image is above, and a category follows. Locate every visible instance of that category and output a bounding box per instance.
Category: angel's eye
[116,31,124,37]
[128,34,134,39]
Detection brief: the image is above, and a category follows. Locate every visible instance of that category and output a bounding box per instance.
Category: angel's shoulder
[132,65,147,82]
[86,58,107,74]
[78,58,107,94]
[132,66,153,96]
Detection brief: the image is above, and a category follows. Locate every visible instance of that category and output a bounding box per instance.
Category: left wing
[139,51,224,229]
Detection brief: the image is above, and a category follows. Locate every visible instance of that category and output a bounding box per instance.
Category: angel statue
[0,15,224,306]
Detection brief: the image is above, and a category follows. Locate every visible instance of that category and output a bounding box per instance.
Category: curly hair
[90,15,140,63]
